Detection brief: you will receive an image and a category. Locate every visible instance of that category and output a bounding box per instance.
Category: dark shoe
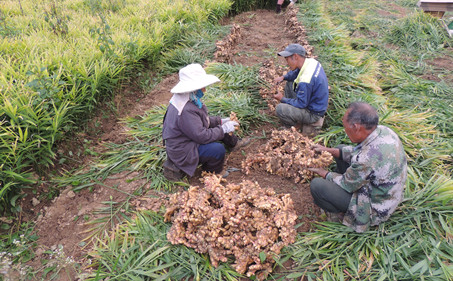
[302,117,325,137]
[276,4,281,13]
[231,137,251,152]
[163,159,184,181]
[326,212,344,223]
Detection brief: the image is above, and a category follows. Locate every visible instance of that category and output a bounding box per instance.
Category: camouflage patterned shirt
[326,125,407,232]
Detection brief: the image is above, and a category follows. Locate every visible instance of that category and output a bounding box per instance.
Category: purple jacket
[162,102,225,176]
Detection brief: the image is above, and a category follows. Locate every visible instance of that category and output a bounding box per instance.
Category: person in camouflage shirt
[308,102,407,232]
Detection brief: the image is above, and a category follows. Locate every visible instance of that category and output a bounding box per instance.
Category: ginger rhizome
[165,174,297,280]
[242,127,333,183]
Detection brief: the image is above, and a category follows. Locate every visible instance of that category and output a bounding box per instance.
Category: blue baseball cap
[278,44,306,57]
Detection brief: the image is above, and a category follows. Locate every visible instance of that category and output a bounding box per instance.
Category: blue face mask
[196,89,204,98]
[190,89,204,109]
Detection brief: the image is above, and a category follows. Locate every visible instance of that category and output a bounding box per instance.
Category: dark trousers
[275,82,320,127]
[197,134,238,174]
[310,146,352,213]
[198,142,225,174]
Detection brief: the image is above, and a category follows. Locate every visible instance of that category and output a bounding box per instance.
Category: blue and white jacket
[281,58,329,116]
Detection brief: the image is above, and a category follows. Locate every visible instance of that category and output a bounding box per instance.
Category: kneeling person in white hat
[162,63,246,180]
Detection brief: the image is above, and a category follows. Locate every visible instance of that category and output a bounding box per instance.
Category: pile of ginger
[164,174,297,280]
[242,127,333,183]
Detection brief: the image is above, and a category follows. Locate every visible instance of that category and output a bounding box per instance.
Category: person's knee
[276,104,294,126]
[200,142,226,159]
[212,143,226,159]
[310,177,324,196]
[275,103,284,118]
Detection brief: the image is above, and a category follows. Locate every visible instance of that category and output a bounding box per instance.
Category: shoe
[230,137,251,152]
[326,212,344,223]
[163,158,184,181]
[302,117,325,137]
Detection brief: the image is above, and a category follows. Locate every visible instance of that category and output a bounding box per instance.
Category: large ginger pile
[242,127,333,183]
[164,174,297,280]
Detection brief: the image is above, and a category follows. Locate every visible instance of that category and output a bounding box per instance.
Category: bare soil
[15,5,453,281]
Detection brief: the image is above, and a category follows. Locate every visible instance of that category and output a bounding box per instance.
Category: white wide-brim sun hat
[171,63,220,94]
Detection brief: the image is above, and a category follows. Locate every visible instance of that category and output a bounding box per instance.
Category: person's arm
[274,76,285,84]
[209,115,221,128]
[326,161,371,193]
[307,167,329,178]
[179,108,224,144]
[284,70,298,81]
[281,81,311,108]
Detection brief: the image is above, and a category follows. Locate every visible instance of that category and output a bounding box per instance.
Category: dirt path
[17,7,322,280]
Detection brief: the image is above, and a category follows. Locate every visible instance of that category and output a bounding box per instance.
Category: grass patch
[87,211,242,281]
[281,0,453,279]
[0,0,232,213]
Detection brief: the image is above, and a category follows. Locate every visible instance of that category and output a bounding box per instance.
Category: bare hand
[311,144,326,153]
[307,167,328,178]
[273,92,283,101]
[311,145,340,158]
[274,76,284,84]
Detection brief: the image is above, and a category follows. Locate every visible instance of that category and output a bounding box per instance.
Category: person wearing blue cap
[274,44,329,135]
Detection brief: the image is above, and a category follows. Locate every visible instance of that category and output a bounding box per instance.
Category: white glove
[221,121,238,134]
[221,118,230,124]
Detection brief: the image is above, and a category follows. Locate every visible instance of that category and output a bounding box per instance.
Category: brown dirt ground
[13,7,327,281]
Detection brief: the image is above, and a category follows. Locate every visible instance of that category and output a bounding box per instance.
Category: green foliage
[0,81,71,211]
[44,3,70,36]
[158,24,230,74]
[281,173,453,280]
[25,66,66,110]
[205,62,264,91]
[387,11,452,53]
[230,0,277,14]
[88,211,242,281]
[203,63,275,132]
[395,0,418,8]
[158,48,206,75]
[0,222,37,278]
[0,0,232,213]
[89,14,116,57]
[380,59,453,137]
[84,0,126,14]
[0,8,19,37]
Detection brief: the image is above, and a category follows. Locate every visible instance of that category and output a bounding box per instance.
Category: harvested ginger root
[242,127,333,183]
[165,174,297,280]
[229,111,240,135]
